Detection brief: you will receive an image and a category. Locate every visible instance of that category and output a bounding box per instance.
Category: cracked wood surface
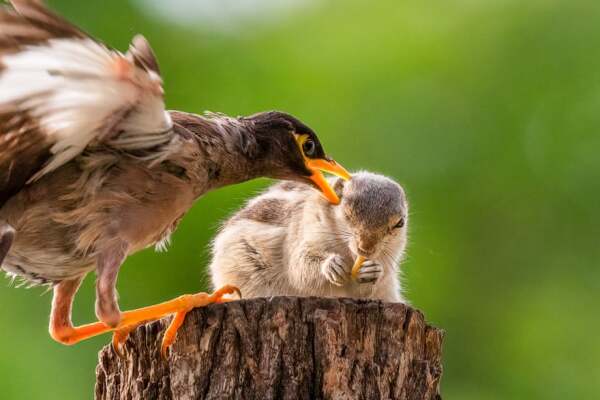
[95,297,443,400]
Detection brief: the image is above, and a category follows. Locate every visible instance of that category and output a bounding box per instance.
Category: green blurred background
[1,0,599,398]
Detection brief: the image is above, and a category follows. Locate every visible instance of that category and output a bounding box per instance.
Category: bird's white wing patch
[0,37,172,180]
[0,1,172,183]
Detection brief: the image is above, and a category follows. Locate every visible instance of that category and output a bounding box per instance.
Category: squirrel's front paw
[321,254,351,286]
[356,260,383,284]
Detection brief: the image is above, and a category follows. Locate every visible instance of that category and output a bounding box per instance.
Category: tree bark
[95,297,443,400]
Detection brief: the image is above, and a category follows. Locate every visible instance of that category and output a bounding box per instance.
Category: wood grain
[95,297,443,400]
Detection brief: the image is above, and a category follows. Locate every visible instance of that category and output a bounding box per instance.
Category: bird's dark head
[244,111,351,204]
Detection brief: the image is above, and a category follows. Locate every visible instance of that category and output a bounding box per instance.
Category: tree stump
[95,297,443,400]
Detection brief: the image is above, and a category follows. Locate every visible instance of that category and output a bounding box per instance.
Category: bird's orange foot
[158,285,241,358]
[112,285,242,358]
[111,324,137,358]
[50,325,77,346]
[48,285,241,356]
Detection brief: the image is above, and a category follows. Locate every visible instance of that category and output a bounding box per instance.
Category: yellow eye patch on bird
[294,134,351,205]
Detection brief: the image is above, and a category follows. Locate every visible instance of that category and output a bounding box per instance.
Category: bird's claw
[228,286,242,300]
[157,285,242,359]
[111,324,137,358]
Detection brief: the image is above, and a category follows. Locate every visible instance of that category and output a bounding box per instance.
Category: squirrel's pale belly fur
[210,173,409,302]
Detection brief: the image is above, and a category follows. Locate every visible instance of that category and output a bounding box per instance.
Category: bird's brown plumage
[0,1,346,348]
[0,0,172,199]
[0,0,89,207]
[0,109,49,207]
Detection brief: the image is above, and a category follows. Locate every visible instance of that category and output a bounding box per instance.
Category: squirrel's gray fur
[210,171,409,302]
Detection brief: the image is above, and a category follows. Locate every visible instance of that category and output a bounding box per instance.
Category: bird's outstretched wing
[0,0,172,206]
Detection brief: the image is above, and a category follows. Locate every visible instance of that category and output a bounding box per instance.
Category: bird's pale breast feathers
[0,0,172,206]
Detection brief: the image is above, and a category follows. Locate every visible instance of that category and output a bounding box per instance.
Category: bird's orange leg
[160,310,187,358]
[49,276,84,345]
[50,285,241,354]
[158,293,238,358]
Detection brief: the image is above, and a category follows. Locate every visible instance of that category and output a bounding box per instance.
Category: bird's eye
[302,139,316,157]
[393,218,405,229]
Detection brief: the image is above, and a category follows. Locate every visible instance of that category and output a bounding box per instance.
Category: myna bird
[0,0,350,353]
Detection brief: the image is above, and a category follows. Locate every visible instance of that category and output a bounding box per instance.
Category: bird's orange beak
[306,158,351,205]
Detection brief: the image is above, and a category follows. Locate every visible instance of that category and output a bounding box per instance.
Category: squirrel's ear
[333,177,345,199]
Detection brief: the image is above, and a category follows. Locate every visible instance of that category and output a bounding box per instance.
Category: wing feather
[0,0,172,206]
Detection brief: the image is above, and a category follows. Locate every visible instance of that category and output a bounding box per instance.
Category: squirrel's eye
[302,139,316,157]
[393,218,405,229]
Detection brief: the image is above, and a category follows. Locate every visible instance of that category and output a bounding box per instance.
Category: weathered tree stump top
[95,297,443,400]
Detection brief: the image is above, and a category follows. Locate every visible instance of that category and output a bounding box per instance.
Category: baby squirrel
[209,172,409,302]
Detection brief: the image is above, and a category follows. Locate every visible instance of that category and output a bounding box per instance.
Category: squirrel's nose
[357,244,375,257]
[356,236,377,257]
